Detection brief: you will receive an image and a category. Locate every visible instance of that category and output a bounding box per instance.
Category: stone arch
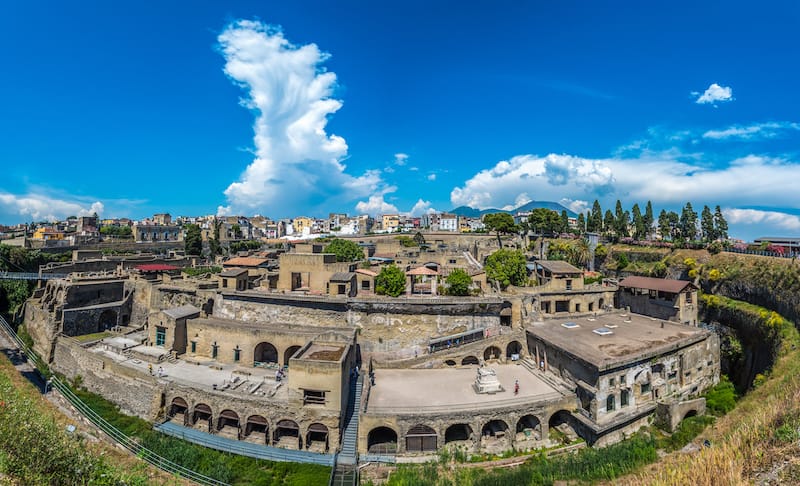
[405,424,437,453]
[98,309,117,330]
[274,419,302,449]
[684,409,698,420]
[217,409,240,438]
[483,346,502,362]
[506,340,523,359]
[444,359,457,367]
[461,356,479,366]
[548,410,580,445]
[254,342,279,365]
[306,423,329,452]
[516,414,542,441]
[284,345,302,367]
[367,426,398,454]
[481,419,509,450]
[168,397,188,424]
[444,423,473,444]
[192,403,213,431]
[244,415,269,443]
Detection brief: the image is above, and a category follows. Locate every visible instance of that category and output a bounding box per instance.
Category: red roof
[135,264,179,272]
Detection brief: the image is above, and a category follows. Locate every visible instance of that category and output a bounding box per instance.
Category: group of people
[147,364,165,377]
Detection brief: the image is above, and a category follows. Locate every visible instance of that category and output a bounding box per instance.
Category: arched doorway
[405,424,437,453]
[192,403,212,432]
[481,420,509,451]
[444,359,456,367]
[516,415,542,441]
[367,426,398,454]
[98,309,117,331]
[274,419,302,449]
[461,356,479,366]
[244,415,269,443]
[306,423,329,452]
[284,345,302,367]
[444,423,473,444]
[217,410,240,439]
[254,342,278,366]
[483,346,502,362]
[548,410,579,445]
[169,397,188,425]
[506,341,523,359]
[684,410,698,420]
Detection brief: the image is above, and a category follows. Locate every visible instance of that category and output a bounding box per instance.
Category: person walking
[514,379,520,395]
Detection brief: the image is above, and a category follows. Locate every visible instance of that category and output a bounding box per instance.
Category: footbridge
[0,271,68,281]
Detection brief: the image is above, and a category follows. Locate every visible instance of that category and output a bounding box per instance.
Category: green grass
[75,331,113,343]
[655,415,716,452]
[182,266,222,277]
[72,387,331,485]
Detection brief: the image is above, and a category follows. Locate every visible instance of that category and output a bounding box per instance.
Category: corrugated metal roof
[618,276,696,293]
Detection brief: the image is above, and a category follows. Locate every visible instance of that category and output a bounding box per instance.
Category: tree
[644,201,654,240]
[413,231,426,246]
[658,210,670,240]
[375,264,406,297]
[614,200,629,238]
[324,239,364,262]
[527,208,561,236]
[208,217,223,257]
[559,210,570,234]
[184,224,203,256]
[679,202,698,241]
[485,249,527,289]
[231,223,242,239]
[570,238,591,269]
[700,205,715,242]
[714,206,728,240]
[483,213,518,247]
[445,268,472,296]
[576,213,586,234]
[588,200,603,233]
[631,203,646,240]
[603,210,615,237]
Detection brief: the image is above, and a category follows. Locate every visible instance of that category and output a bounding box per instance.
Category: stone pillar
[540,416,549,442]
[544,348,548,372]
[406,275,412,295]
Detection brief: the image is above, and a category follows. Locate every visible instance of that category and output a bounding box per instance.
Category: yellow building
[292,216,314,236]
[32,227,65,241]
[382,214,400,232]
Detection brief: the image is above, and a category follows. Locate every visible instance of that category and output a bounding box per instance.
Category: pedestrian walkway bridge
[0,271,68,281]
[155,421,335,466]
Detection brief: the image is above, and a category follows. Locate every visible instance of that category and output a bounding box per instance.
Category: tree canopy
[527,208,561,236]
[184,224,203,256]
[484,212,518,247]
[323,239,364,262]
[485,249,527,289]
[445,268,473,296]
[375,264,406,297]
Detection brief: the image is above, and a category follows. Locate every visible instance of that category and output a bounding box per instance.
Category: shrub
[375,265,406,297]
[615,252,629,269]
[445,268,472,296]
[323,239,364,262]
[705,375,738,415]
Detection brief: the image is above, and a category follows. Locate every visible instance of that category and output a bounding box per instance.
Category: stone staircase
[338,373,363,465]
[520,358,573,394]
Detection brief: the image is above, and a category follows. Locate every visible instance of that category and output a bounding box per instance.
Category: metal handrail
[0,314,228,486]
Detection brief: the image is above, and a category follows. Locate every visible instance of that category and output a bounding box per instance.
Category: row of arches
[253,342,302,367]
[367,411,577,454]
[168,398,331,451]
[442,341,525,367]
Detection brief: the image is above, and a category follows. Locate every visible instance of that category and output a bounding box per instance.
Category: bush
[615,252,629,269]
[445,268,473,296]
[375,265,406,297]
[323,239,364,262]
[705,375,738,415]
[484,249,527,289]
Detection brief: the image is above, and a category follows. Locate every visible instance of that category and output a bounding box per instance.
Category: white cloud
[695,83,733,105]
[217,20,390,215]
[725,208,800,231]
[0,192,104,222]
[560,198,589,215]
[427,173,436,181]
[355,194,398,216]
[394,153,408,166]
[407,199,436,217]
[703,122,800,140]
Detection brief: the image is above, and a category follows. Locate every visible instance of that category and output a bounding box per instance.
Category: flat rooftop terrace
[366,365,562,414]
[528,312,709,370]
[297,343,345,361]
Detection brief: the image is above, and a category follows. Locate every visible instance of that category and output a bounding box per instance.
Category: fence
[0,314,229,486]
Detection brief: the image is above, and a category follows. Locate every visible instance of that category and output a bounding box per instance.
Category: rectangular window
[621,389,630,407]
[190,341,197,353]
[620,374,626,385]
[234,348,240,362]
[641,383,651,394]
[338,284,346,295]
[212,344,218,359]
[303,390,326,405]
[361,280,370,290]
[589,302,594,311]
[155,327,166,346]
[608,377,615,387]
[565,279,572,290]
[555,300,569,313]
[685,292,693,303]
[575,303,581,312]
[449,259,457,264]
[222,279,228,288]
[606,394,615,411]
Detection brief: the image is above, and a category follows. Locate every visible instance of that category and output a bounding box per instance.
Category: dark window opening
[304,390,326,405]
[155,327,166,346]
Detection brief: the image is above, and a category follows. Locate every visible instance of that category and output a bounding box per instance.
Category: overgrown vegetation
[484,249,527,289]
[71,386,330,485]
[375,264,406,297]
[182,266,222,277]
[322,238,364,262]
[229,239,263,254]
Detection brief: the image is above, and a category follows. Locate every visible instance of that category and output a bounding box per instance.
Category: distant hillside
[450,200,576,218]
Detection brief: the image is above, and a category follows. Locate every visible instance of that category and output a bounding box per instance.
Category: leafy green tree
[375,264,406,297]
[700,205,715,242]
[99,226,132,237]
[231,223,242,239]
[485,249,527,289]
[631,203,646,240]
[208,217,223,257]
[323,238,364,262]
[413,231,426,246]
[714,205,728,240]
[483,212,518,247]
[184,224,203,256]
[644,201,654,239]
[588,200,603,233]
[445,268,472,296]
[527,208,561,236]
[679,202,698,240]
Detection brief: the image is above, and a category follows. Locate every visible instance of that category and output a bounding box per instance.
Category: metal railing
[0,271,68,280]
[0,314,229,486]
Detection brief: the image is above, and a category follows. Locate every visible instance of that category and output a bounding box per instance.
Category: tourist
[148,364,153,376]
[514,379,519,395]
[157,366,163,377]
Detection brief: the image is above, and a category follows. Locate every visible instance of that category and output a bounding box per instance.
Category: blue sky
[1,1,799,241]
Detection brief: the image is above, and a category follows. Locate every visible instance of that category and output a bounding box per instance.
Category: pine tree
[560,210,570,234]
[632,203,645,240]
[576,213,586,233]
[603,210,615,237]
[658,209,670,240]
[589,200,603,232]
[714,205,728,240]
[644,201,654,240]
[701,205,715,242]
[679,202,698,241]
[614,200,629,238]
